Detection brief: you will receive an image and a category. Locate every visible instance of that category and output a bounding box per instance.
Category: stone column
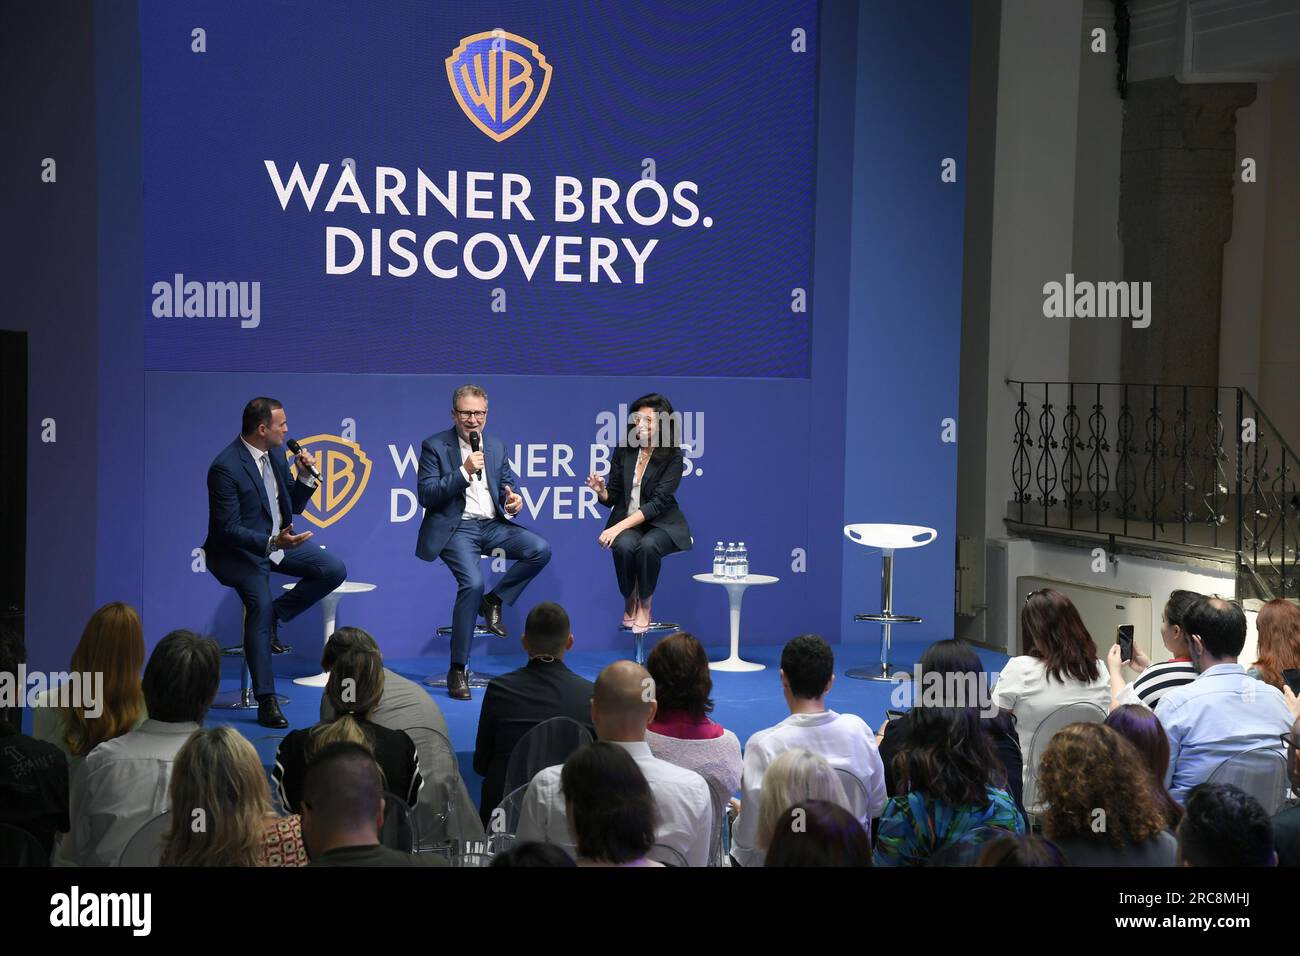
[1119,77,1256,389]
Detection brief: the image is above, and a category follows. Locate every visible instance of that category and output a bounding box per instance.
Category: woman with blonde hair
[33,602,146,762]
[1249,599,1300,691]
[161,726,307,867]
[272,647,422,812]
[756,748,852,853]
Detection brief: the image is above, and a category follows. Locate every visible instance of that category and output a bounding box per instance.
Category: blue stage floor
[211,638,1011,808]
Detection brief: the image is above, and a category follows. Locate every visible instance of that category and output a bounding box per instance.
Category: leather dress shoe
[479,598,507,638]
[257,696,289,728]
[270,618,292,655]
[447,667,471,701]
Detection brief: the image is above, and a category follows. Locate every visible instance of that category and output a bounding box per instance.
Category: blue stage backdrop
[32,0,971,676]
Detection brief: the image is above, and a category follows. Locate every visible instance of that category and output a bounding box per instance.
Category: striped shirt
[1116,658,1197,710]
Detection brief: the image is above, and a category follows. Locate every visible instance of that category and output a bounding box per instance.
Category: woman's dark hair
[560,742,656,864]
[626,393,679,461]
[489,841,577,867]
[893,705,1006,807]
[1105,704,1183,828]
[1021,589,1101,683]
[1164,590,1202,633]
[764,800,871,867]
[976,833,1066,867]
[142,629,221,723]
[645,632,713,717]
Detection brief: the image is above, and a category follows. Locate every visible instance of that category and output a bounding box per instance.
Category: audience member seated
[489,841,577,867]
[517,660,711,865]
[1107,589,1201,711]
[32,602,147,771]
[993,589,1108,787]
[1177,782,1276,867]
[64,629,219,866]
[732,634,885,867]
[755,749,853,855]
[561,741,663,867]
[276,647,422,813]
[975,833,1066,867]
[878,639,1022,809]
[874,705,1025,866]
[644,632,742,808]
[473,602,594,825]
[1157,597,1293,803]
[161,725,306,866]
[0,625,69,857]
[764,800,871,867]
[320,626,482,843]
[1248,598,1300,691]
[1104,704,1183,829]
[1269,716,1300,867]
[1037,723,1177,866]
[302,742,446,867]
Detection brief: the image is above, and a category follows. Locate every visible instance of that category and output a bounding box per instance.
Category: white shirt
[992,655,1110,789]
[64,719,199,866]
[515,739,713,866]
[732,710,887,868]
[1157,662,1293,804]
[457,433,497,520]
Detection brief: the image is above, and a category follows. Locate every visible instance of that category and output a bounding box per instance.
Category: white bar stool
[843,523,937,682]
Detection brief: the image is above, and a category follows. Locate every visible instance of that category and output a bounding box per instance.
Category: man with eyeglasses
[1155,596,1293,804]
[1273,719,1300,865]
[415,384,552,699]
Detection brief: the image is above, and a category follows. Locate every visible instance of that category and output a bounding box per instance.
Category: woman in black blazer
[585,393,692,633]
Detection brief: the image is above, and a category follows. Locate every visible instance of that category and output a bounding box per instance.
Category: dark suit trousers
[234,546,347,697]
[440,519,551,666]
[611,525,681,599]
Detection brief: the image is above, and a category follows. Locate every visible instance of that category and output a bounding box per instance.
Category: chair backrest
[255,734,287,812]
[487,783,531,853]
[380,792,416,853]
[118,811,172,867]
[0,822,49,867]
[646,843,688,867]
[1207,746,1291,815]
[503,716,593,797]
[697,773,732,867]
[403,725,458,846]
[834,766,871,823]
[1023,701,1107,813]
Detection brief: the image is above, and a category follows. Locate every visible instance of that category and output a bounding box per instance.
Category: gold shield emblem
[446,30,553,142]
[286,435,373,530]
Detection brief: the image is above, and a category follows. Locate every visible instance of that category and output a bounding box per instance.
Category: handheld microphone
[286,438,322,483]
[468,431,481,481]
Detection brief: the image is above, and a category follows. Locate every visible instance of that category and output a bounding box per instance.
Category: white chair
[843,523,938,681]
[1022,700,1107,819]
[1207,747,1290,816]
[117,811,172,867]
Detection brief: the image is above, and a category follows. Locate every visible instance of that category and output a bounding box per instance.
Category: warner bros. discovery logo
[288,435,373,529]
[446,30,553,142]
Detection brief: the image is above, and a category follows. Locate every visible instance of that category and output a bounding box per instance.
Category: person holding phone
[1107,590,1202,712]
[585,394,692,634]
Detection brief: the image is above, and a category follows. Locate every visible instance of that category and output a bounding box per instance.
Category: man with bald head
[514,660,712,865]
[1156,597,1293,804]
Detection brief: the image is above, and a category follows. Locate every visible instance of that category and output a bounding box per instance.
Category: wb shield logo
[287,435,372,529]
[446,30,552,142]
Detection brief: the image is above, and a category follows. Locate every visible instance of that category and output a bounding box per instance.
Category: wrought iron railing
[1007,381,1300,600]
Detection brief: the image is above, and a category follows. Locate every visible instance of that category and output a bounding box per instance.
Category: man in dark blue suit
[416,384,551,700]
[204,397,347,727]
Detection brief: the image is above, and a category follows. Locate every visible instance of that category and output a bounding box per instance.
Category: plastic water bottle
[737,542,748,578]
[713,542,726,577]
[725,542,738,578]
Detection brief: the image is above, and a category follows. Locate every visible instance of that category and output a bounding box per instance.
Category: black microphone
[286,438,322,483]
[468,430,481,481]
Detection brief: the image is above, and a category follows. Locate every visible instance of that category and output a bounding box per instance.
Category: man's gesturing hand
[273,525,313,550]
[503,484,523,516]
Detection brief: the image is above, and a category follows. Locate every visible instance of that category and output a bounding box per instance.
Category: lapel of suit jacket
[444,429,470,509]
[622,446,637,503]
[237,439,273,519]
[483,431,499,504]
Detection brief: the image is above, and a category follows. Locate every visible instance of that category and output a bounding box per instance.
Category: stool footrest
[617,622,680,633]
[853,613,922,624]
[434,626,494,637]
